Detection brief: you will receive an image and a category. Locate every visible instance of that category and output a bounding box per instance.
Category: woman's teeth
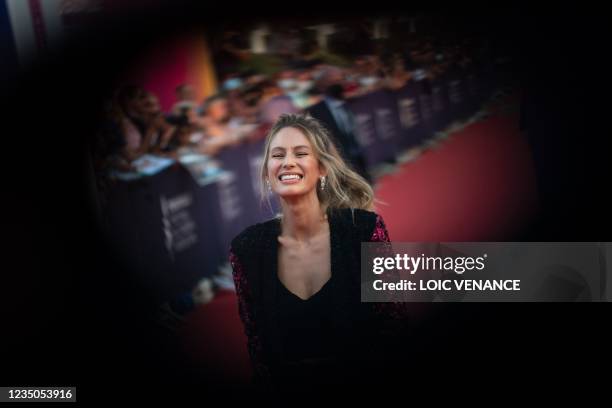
[280,174,302,181]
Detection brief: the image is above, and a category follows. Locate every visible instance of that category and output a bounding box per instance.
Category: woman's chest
[276,233,331,300]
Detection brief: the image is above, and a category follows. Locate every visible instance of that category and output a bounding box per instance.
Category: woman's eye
[272,154,284,158]
[296,152,308,157]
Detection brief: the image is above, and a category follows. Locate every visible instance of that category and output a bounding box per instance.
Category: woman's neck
[279,193,327,242]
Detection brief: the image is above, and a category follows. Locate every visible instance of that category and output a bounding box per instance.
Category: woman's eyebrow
[270,145,311,151]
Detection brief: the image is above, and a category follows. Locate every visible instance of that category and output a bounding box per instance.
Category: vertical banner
[396,81,426,149]
[190,180,227,269]
[447,69,470,121]
[373,90,403,154]
[431,76,451,132]
[156,165,220,283]
[348,94,377,167]
[481,61,496,100]
[466,70,482,114]
[214,146,253,256]
[416,80,435,143]
[348,90,397,168]
[106,165,220,303]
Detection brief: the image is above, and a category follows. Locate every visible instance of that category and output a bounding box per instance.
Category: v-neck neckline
[277,273,333,302]
[273,207,335,302]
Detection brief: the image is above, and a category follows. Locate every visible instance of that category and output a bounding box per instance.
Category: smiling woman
[260,113,374,212]
[228,113,405,396]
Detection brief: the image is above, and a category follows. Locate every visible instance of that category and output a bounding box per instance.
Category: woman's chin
[275,187,313,199]
[277,189,304,198]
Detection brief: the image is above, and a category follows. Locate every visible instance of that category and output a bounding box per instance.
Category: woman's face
[267,127,325,199]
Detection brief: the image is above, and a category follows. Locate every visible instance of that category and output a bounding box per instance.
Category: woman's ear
[319,164,328,177]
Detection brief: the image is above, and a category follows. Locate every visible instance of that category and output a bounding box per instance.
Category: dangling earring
[320,176,326,191]
[266,179,272,192]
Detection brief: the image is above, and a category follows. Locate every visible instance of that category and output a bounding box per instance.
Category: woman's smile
[278,172,304,184]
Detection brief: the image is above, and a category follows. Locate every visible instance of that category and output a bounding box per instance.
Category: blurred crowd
[92,18,499,181]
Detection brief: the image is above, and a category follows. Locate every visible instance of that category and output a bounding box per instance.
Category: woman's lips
[278,174,303,184]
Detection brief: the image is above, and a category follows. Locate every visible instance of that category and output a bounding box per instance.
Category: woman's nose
[282,157,296,168]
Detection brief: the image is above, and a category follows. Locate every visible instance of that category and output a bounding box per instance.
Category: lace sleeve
[368,214,412,320]
[370,213,391,243]
[229,249,270,379]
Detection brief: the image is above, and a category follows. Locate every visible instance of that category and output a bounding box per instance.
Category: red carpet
[376,99,538,241]
[179,290,252,383]
[180,94,538,380]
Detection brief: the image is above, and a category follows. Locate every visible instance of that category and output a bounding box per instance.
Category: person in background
[94,96,134,174]
[258,72,300,125]
[307,66,371,182]
[362,55,384,89]
[224,72,262,125]
[162,118,201,155]
[287,68,317,109]
[220,73,246,119]
[140,92,176,153]
[115,85,148,161]
[197,93,254,156]
[171,84,197,117]
[237,82,265,124]
[383,54,413,90]
[342,56,382,97]
[95,87,166,173]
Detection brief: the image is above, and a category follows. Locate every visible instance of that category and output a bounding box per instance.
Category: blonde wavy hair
[259,113,374,211]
